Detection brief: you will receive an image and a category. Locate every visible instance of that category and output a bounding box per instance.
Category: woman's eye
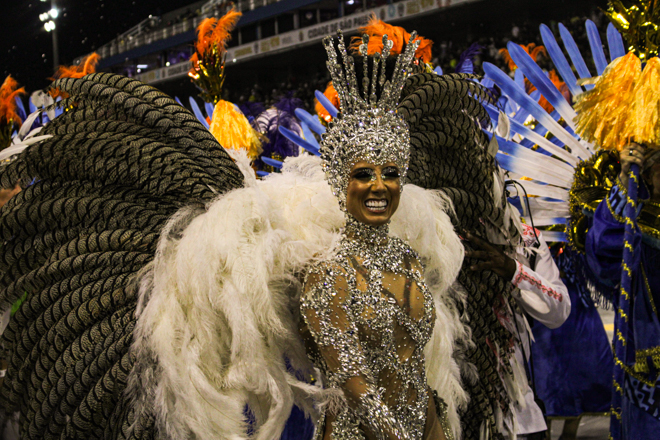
[353,170,374,180]
[382,167,400,179]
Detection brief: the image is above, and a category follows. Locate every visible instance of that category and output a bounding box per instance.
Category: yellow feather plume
[629,57,660,147]
[573,52,660,151]
[209,100,262,159]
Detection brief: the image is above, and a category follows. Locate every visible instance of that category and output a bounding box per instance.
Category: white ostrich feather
[128,154,468,440]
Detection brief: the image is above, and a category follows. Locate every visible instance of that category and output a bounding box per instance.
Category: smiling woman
[346,161,401,226]
[297,31,458,440]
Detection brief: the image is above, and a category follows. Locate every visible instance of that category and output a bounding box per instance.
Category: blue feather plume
[455,43,482,74]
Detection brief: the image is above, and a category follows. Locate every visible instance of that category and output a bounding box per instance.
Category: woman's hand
[464,232,517,280]
[619,142,646,189]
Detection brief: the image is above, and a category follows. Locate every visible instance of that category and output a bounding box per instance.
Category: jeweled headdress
[320,31,419,208]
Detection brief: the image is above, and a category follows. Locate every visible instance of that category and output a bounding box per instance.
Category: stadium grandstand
[75,0,605,108]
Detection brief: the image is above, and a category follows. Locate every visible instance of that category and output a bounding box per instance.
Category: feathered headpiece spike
[189,7,242,104]
[0,76,26,152]
[348,15,433,63]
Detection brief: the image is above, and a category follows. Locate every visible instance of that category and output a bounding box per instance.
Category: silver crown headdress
[320,30,420,209]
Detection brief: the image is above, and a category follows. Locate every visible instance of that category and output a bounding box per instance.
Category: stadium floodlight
[49,8,59,19]
[45,20,56,32]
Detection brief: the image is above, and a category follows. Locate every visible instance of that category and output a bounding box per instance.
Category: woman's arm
[301,265,410,440]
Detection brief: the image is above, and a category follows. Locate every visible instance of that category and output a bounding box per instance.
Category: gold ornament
[568,150,620,251]
[604,0,660,60]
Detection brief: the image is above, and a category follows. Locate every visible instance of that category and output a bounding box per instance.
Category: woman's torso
[301,236,437,440]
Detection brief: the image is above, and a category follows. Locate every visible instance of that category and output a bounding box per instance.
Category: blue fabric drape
[531,249,613,417]
[586,182,660,439]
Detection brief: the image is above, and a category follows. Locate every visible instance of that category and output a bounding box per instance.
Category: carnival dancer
[568,3,660,438]
[495,34,614,439]
[0,24,498,438]
[299,32,457,440]
[307,18,535,439]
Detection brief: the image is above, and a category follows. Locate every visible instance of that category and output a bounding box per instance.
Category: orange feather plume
[499,43,547,71]
[0,76,26,127]
[348,16,433,63]
[315,82,340,123]
[53,53,100,80]
[50,53,100,100]
[189,7,242,103]
[193,8,241,58]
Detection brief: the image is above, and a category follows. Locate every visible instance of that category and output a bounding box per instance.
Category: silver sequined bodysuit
[301,219,436,440]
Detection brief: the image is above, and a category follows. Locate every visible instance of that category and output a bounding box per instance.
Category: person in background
[585,142,660,440]
[530,243,613,440]
[466,222,570,440]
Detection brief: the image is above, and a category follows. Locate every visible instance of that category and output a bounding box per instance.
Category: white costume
[505,224,570,436]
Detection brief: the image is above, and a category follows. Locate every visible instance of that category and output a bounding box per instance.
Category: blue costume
[530,247,613,418]
[586,183,660,439]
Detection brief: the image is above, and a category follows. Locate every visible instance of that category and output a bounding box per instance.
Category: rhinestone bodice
[301,220,435,440]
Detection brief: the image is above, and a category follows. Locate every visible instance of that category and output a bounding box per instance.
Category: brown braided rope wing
[399,72,516,440]
[0,73,243,440]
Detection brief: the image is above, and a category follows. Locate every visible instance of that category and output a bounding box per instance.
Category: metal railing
[79,0,283,63]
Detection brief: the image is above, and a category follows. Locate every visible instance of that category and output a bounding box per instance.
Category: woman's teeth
[365,199,387,212]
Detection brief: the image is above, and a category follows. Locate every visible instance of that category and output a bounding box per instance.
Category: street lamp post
[39,0,59,71]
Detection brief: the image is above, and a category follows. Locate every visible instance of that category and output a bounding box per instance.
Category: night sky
[0,0,194,93]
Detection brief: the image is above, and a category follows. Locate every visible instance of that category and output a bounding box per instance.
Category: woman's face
[346,160,401,226]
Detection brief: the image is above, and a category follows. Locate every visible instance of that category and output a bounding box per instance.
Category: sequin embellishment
[301,216,436,440]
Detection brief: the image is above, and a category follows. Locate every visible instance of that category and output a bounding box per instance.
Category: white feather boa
[128,153,468,440]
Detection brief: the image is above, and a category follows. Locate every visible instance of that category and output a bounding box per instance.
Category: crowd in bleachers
[228,7,608,114]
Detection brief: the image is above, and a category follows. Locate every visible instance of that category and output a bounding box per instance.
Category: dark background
[0,0,193,92]
[1,0,605,95]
